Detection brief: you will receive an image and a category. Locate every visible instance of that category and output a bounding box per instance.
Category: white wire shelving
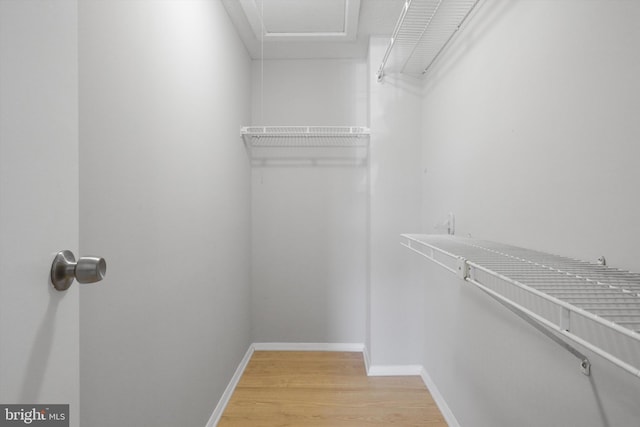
[402,234,640,378]
[241,126,370,147]
[377,0,481,81]
[241,126,370,166]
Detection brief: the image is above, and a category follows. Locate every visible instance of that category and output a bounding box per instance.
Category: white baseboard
[252,342,365,352]
[367,364,424,376]
[367,364,460,427]
[206,343,459,427]
[205,344,255,427]
[206,342,365,426]
[420,366,460,427]
[362,346,371,374]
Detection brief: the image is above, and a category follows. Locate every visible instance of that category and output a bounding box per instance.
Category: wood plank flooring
[218,351,448,426]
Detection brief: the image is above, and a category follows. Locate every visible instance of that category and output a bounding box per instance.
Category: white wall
[419,0,640,425]
[367,38,425,366]
[252,59,368,126]
[0,1,80,425]
[79,1,251,426]
[421,0,640,269]
[250,59,368,344]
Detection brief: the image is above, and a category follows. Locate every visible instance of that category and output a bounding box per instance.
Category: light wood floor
[218,351,448,426]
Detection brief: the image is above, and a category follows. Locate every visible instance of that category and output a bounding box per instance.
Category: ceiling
[222,0,405,59]
[261,0,347,34]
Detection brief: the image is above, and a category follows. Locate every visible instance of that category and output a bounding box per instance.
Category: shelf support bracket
[475,282,591,376]
[456,257,468,279]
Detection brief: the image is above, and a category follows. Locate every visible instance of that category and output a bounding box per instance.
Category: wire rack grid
[402,234,640,377]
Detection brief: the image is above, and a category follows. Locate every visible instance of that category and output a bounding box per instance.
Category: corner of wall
[205,344,255,427]
[419,366,461,427]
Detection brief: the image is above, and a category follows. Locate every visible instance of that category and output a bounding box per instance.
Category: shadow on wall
[376,73,424,97]
[247,146,369,168]
[19,281,62,402]
[423,0,516,96]
[589,375,611,427]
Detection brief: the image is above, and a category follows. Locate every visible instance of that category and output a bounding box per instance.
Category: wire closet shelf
[377,0,481,81]
[241,126,370,148]
[402,234,640,378]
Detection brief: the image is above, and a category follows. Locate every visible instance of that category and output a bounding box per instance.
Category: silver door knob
[50,250,107,291]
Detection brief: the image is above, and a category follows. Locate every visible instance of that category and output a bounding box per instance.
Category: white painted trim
[252,342,365,352]
[420,367,461,427]
[362,346,371,374]
[367,364,424,376]
[366,364,460,426]
[205,344,255,427]
[208,344,460,427]
[238,0,360,42]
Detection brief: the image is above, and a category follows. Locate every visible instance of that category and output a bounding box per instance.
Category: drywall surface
[250,59,368,343]
[79,1,251,426]
[419,0,640,425]
[421,0,640,272]
[251,59,368,126]
[0,1,80,424]
[367,38,424,366]
[414,258,640,427]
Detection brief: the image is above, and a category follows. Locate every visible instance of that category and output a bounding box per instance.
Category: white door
[0,1,80,426]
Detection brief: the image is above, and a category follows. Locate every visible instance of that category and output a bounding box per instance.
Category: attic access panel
[263,0,345,33]
[239,0,361,42]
